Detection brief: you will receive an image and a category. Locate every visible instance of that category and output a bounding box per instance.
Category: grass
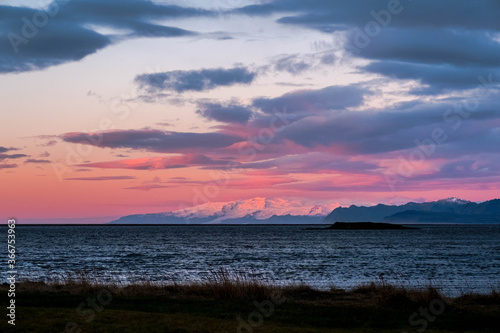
[1,269,499,332]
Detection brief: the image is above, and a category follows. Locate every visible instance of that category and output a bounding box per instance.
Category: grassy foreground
[1,270,499,333]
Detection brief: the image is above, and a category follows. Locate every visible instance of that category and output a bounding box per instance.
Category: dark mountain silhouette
[383,211,500,224]
[325,222,417,230]
[325,198,500,224]
[109,198,499,224]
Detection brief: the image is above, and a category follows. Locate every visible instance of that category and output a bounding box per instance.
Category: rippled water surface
[17,224,500,295]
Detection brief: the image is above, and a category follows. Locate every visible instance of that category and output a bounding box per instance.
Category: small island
[326,222,417,230]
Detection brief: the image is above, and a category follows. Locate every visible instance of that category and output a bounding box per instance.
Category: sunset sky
[1,0,500,223]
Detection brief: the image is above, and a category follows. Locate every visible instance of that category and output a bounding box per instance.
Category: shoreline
[7,275,499,299]
[12,269,500,297]
[2,274,499,332]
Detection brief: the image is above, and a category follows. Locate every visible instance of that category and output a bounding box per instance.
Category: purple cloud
[197,102,253,124]
[77,154,238,170]
[0,153,28,161]
[124,184,171,191]
[61,129,244,153]
[135,67,256,93]
[236,1,500,92]
[0,164,17,169]
[24,159,52,164]
[0,147,18,153]
[64,176,136,181]
[0,0,209,73]
[253,85,369,114]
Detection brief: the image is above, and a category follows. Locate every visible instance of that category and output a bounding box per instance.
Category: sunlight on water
[18,225,500,296]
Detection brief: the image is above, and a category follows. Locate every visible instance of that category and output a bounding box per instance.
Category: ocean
[15,224,500,295]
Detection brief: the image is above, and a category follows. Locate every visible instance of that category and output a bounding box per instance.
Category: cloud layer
[135,67,256,93]
[4,0,500,209]
[0,0,208,73]
[65,176,136,181]
[237,0,500,93]
[196,102,253,124]
[78,154,236,170]
[55,82,500,193]
[61,129,244,152]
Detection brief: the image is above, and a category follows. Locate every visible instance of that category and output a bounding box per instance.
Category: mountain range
[325,198,500,224]
[108,197,500,224]
[109,197,333,224]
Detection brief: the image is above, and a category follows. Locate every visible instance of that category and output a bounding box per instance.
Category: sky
[1,0,500,223]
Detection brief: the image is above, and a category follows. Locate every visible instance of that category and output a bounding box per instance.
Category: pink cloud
[78,154,236,170]
[124,184,171,191]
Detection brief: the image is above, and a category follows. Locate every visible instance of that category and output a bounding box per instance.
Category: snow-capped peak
[171,197,340,221]
[438,197,470,205]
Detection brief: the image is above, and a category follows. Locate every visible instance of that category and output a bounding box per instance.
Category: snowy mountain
[109,197,338,224]
[109,197,500,224]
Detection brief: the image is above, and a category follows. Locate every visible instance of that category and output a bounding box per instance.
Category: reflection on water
[16,224,500,295]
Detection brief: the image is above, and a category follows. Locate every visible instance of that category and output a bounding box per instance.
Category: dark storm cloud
[196,102,253,124]
[61,129,244,152]
[253,85,369,114]
[236,0,500,92]
[0,0,209,73]
[135,67,256,93]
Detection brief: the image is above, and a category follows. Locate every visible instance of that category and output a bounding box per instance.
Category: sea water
[15,224,500,295]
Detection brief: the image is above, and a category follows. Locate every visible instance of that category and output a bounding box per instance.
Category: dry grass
[7,268,497,308]
[14,268,277,300]
[4,270,499,333]
[198,267,275,299]
[349,275,445,310]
